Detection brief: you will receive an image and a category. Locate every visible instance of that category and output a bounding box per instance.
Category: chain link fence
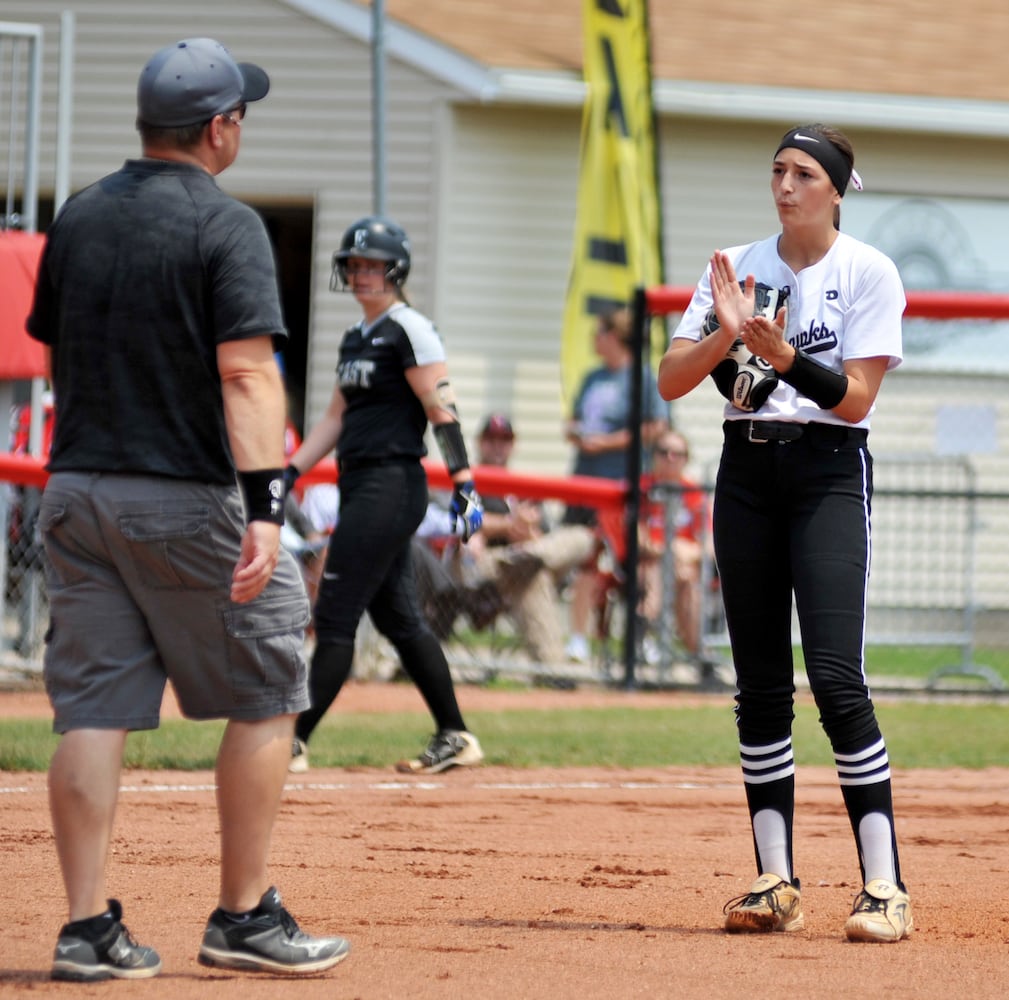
[5,448,1009,693]
[6,460,1009,694]
[1,480,46,672]
[292,456,1009,693]
[657,455,1009,694]
[866,454,1008,689]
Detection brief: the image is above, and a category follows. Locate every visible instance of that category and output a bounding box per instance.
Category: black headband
[774,128,861,196]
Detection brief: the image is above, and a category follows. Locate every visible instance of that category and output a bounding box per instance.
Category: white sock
[858,812,897,884]
[752,808,790,882]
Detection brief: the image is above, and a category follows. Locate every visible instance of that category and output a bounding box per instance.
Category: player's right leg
[712,445,801,933]
[40,473,166,979]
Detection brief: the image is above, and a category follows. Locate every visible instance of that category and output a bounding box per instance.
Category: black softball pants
[296,459,466,743]
[712,421,881,753]
[313,459,430,646]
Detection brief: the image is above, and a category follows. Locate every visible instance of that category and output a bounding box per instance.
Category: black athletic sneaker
[395,729,484,774]
[51,899,162,981]
[198,886,350,975]
[289,737,309,774]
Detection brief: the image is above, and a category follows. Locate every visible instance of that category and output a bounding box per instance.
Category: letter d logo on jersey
[560,0,664,403]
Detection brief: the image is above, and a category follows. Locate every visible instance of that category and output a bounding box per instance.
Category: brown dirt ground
[2,681,1009,999]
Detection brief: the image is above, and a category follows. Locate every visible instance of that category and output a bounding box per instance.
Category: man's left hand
[231,521,281,602]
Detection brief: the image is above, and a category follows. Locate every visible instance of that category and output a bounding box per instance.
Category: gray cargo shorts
[39,472,311,732]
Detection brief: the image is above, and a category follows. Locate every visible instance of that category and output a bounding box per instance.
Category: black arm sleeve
[778,349,849,410]
[433,422,471,476]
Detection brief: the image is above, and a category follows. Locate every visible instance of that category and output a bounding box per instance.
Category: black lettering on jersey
[790,320,839,354]
[338,359,376,390]
[826,289,839,300]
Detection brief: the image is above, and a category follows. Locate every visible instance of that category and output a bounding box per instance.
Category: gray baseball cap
[137,37,269,128]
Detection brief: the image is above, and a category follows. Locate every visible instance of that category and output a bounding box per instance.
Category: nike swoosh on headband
[792,132,820,142]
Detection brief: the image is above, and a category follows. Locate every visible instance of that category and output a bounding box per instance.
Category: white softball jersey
[672,232,905,429]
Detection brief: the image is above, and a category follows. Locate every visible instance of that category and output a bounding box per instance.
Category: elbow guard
[779,349,848,410]
[433,421,470,476]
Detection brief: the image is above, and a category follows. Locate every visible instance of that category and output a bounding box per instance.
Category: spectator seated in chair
[452,415,595,665]
[583,430,714,668]
[639,430,713,658]
[294,484,500,641]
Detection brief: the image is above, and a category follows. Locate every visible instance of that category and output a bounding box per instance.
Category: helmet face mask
[331,216,411,292]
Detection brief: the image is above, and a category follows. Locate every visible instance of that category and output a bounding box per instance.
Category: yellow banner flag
[561,0,663,403]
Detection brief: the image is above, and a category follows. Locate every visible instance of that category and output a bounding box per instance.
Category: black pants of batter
[296,459,466,744]
[713,421,879,752]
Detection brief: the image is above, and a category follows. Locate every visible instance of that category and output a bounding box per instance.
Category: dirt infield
[2,682,1009,998]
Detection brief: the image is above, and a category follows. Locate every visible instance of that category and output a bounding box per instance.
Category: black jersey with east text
[336,302,447,463]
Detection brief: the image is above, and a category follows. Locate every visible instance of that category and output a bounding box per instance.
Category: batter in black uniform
[285,217,484,775]
[659,124,912,943]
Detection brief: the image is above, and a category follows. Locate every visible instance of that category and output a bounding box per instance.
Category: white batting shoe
[723,873,804,933]
[844,879,913,942]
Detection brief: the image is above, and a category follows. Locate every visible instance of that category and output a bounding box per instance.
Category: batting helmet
[331,216,411,291]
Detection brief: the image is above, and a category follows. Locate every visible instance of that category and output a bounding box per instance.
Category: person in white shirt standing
[658,123,912,944]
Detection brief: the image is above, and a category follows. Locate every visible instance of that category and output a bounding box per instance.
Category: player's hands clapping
[709,251,755,340]
[740,312,793,372]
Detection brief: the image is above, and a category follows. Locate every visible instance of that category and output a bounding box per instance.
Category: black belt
[338,455,416,473]
[724,420,866,446]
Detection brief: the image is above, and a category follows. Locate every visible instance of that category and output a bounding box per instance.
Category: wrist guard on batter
[779,349,849,410]
[450,481,483,542]
[282,463,301,498]
[238,468,286,525]
[433,421,471,476]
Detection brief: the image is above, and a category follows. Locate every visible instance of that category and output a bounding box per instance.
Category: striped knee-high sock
[739,737,796,882]
[836,737,902,886]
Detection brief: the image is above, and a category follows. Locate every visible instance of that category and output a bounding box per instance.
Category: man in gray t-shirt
[27,37,349,982]
[561,307,670,663]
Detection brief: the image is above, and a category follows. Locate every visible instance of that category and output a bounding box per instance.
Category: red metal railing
[643,286,1009,320]
[3,289,1008,499]
[0,451,627,511]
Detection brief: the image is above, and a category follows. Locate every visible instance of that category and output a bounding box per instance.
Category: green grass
[866,644,1009,681]
[3,700,1008,773]
[725,644,1009,683]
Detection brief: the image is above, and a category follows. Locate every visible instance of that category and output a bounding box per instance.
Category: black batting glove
[450,481,483,543]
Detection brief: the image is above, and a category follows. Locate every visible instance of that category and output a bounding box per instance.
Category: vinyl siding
[305,57,460,428]
[0,2,369,193]
[434,104,581,472]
